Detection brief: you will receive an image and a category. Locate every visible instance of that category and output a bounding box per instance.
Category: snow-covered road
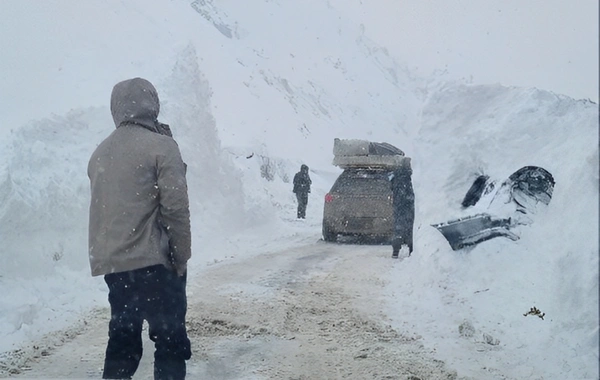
[9,241,458,379]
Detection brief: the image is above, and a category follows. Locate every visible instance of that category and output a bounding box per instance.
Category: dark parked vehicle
[322,168,394,242]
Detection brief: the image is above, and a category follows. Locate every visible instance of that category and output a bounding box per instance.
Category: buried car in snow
[322,139,411,242]
[432,166,555,250]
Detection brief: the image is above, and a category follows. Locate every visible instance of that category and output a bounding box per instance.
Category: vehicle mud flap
[431,213,519,250]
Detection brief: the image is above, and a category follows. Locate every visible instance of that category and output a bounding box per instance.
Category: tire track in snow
[6,241,459,379]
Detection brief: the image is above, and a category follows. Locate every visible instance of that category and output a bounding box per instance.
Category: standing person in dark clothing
[390,164,415,258]
[293,164,312,219]
[88,77,192,380]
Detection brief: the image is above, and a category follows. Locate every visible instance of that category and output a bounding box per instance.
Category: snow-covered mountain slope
[0,1,597,378]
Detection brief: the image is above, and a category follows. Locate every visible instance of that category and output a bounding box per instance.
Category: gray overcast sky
[336,0,598,102]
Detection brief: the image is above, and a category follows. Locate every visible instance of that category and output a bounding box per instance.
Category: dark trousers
[392,230,413,254]
[392,200,415,254]
[391,178,415,254]
[296,192,309,218]
[103,264,191,380]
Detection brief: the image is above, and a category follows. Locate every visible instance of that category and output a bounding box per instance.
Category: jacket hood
[110,77,160,131]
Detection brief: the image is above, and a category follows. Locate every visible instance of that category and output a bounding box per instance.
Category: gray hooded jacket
[88,78,191,276]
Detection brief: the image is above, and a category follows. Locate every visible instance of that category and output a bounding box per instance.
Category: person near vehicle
[390,164,415,258]
[88,77,192,380]
[293,164,312,219]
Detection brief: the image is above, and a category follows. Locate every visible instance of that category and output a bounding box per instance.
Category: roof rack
[332,138,411,169]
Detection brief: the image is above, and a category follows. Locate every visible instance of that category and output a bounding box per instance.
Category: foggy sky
[335,0,598,102]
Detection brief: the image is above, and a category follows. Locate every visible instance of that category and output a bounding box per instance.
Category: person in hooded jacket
[390,164,415,258]
[88,77,192,380]
[293,164,312,219]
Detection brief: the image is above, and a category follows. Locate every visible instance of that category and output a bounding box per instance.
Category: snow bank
[0,1,597,379]
[388,84,599,379]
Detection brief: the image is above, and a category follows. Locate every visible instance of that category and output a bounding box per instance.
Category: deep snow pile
[389,85,599,379]
[0,0,597,379]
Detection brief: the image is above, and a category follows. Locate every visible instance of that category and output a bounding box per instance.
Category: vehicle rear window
[331,170,392,195]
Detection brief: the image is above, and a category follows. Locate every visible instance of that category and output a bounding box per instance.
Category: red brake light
[324,193,334,203]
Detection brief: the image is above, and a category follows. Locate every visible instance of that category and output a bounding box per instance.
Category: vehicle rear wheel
[322,223,337,242]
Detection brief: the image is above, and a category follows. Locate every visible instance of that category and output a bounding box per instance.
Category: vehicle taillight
[324,193,334,203]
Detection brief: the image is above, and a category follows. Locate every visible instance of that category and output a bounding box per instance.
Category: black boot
[391,237,401,259]
[154,360,186,380]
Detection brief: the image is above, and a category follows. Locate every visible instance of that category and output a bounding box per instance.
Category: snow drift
[0,1,597,379]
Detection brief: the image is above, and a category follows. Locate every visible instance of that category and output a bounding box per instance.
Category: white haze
[0,1,598,379]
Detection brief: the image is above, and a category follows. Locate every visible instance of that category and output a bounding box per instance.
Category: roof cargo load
[332,138,410,169]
